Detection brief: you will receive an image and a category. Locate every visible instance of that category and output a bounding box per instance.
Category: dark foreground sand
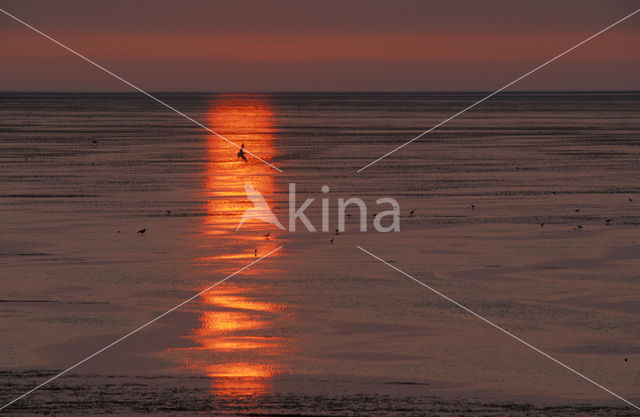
[2,371,635,416]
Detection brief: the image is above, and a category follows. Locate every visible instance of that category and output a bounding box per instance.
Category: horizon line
[2,89,640,94]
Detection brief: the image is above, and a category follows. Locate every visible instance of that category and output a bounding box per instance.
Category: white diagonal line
[0,245,283,411]
[357,8,640,172]
[0,7,282,173]
[357,245,640,410]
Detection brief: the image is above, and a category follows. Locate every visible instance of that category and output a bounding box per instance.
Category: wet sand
[2,371,637,416]
[1,92,639,414]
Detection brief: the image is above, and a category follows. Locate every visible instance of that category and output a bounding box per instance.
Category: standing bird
[330,237,334,244]
[409,210,415,217]
[237,144,248,162]
[254,249,257,257]
[138,228,146,235]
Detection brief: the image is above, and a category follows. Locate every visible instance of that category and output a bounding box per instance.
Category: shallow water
[1,92,639,414]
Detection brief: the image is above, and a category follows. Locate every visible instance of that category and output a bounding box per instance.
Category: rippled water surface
[1,92,639,415]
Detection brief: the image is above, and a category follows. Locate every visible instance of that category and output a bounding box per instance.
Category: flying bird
[237,143,248,162]
[409,210,415,217]
[138,228,146,235]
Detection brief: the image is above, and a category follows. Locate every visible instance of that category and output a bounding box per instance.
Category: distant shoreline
[2,90,640,95]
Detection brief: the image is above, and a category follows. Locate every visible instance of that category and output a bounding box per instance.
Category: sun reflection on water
[175,95,289,396]
[202,95,280,236]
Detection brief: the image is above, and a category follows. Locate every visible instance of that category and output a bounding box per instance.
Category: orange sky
[1,0,639,91]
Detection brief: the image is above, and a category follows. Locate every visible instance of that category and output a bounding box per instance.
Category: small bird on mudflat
[330,237,334,244]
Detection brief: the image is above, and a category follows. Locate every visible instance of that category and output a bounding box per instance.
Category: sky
[1,0,639,91]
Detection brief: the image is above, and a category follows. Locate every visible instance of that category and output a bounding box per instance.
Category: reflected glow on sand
[202,95,279,235]
[183,286,291,395]
[177,95,289,396]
